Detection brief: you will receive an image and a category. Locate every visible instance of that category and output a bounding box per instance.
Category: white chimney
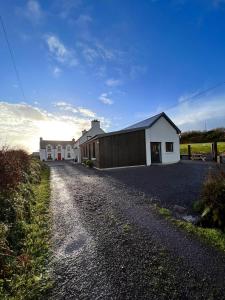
[91,119,100,129]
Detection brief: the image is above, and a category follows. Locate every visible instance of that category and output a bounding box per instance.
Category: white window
[57,145,61,151]
[67,152,71,158]
[67,145,71,151]
[47,145,51,152]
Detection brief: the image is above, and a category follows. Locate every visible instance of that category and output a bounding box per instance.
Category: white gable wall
[40,149,46,161]
[145,116,180,165]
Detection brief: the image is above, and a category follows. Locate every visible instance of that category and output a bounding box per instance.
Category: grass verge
[157,206,225,252]
[0,164,52,300]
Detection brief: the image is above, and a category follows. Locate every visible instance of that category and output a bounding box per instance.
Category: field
[180,142,225,155]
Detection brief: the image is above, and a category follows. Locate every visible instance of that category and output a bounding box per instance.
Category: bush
[85,160,94,168]
[0,147,30,191]
[199,167,225,230]
[0,148,51,299]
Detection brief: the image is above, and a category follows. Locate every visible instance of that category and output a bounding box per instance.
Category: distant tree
[180,128,225,144]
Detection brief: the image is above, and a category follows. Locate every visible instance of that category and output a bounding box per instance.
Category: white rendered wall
[40,149,46,161]
[145,116,180,165]
[40,144,74,160]
[65,144,74,160]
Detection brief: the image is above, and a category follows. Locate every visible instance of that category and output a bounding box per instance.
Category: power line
[0,15,26,102]
[165,80,225,112]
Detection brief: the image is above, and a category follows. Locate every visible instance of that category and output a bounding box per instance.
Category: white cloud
[54,101,96,117]
[22,0,43,23]
[169,93,225,131]
[77,40,123,64]
[57,0,82,19]
[78,107,96,118]
[105,78,122,87]
[45,35,78,67]
[55,101,78,114]
[178,90,201,103]
[99,93,113,105]
[95,42,116,61]
[0,101,109,152]
[53,66,62,77]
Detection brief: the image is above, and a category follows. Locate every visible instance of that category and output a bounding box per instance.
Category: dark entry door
[151,142,161,163]
[57,153,61,160]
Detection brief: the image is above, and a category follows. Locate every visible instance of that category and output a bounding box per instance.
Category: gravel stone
[48,161,225,299]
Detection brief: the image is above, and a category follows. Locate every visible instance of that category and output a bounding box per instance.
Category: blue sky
[1,0,225,151]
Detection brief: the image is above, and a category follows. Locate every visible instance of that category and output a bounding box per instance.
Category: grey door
[150,142,161,163]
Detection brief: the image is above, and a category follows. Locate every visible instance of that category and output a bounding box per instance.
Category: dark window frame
[47,145,51,152]
[165,142,174,152]
[88,144,91,159]
[92,142,96,158]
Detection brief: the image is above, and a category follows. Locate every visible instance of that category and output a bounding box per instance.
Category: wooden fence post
[188,145,191,160]
[212,142,218,162]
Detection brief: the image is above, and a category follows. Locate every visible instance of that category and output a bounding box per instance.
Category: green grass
[180,142,225,155]
[0,164,52,300]
[174,220,225,252]
[157,206,225,252]
[122,223,132,233]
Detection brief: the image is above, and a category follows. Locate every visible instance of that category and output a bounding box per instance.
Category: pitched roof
[125,112,181,133]
[81,112,181,146]
[40,139,74,149]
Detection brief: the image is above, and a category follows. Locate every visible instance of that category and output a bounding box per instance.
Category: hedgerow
[0,148,52,299]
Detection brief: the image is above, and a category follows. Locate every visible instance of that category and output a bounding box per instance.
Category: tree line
[180,128,225,144]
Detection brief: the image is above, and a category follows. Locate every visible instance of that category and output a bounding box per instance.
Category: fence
[180,141,225,163]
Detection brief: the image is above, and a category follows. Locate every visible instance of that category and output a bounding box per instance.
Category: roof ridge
[124,112,164,130]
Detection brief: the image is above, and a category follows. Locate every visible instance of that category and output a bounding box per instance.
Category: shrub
[199,167,225,230]
[0,149,51,299]
[85,160,94,168]
[0,147,30,191]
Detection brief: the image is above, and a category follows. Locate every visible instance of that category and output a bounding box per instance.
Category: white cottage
[80,112,181,169]
[74,119,104,163]
[39,139,75,161]
[125,112,181,165]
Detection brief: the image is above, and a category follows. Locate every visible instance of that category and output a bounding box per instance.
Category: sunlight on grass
[157,206,225,252]
[180,142,225,155]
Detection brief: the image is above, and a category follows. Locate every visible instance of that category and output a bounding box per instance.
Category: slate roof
[40,139,74,149]
[125,112,162,130]
[81,112,181,146]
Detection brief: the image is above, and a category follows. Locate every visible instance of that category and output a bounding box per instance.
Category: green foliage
[85,159,94,168]
[180,128,225,144]
[198,168,225,230]
[158,207,172,218]
[175,220,225,252]
[156,205,225,252]
[122,223,132,233]
[0,152,52,300]
[192,200,204,213]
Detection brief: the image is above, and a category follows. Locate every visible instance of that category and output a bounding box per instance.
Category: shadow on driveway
[102,161,216,210]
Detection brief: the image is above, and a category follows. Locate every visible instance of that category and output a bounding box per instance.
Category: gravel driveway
[103,161,216,210]
[49,161,225,299]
